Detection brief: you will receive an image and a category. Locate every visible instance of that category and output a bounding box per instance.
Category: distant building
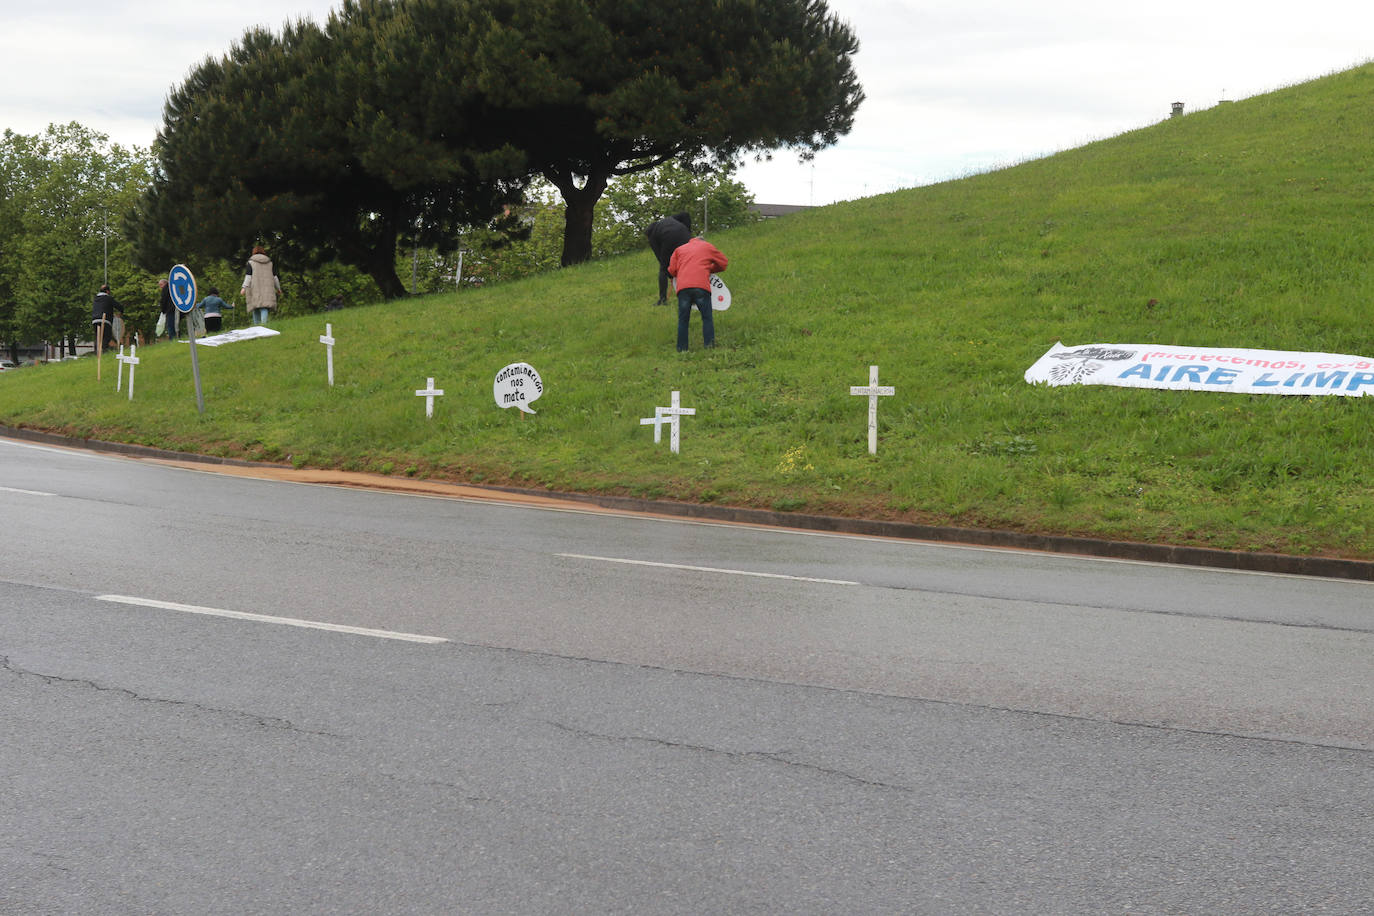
[749,203,813,219]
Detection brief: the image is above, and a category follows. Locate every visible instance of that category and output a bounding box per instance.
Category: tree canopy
[454,0,863,265]
[130,0,862,296]
[129,7,526,298]
[1,125,153,357]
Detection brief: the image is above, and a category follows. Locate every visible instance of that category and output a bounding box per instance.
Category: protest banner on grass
[1026,342,1374,397]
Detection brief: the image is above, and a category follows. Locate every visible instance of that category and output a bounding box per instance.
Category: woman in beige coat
[240,245,283,326]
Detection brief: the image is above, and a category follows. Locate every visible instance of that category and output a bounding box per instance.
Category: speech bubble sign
[710,273,731,310]
[493,362,543,414]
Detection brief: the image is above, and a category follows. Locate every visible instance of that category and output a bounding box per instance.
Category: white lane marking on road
[556,553,861,586]
[0,485,56,496]
[18,431,1362,589]
[0,438,108,460]
[95,595,449,644]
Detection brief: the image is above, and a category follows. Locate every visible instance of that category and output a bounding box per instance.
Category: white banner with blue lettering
[1026,342,1374,397]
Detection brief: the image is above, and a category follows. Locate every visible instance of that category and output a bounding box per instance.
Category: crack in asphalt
[544,719,914,793]
[878,581,1374,635]
[1,655,346,739]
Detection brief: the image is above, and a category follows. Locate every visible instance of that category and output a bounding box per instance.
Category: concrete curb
[6,425,1372,582]
[484,486,1374,581]
[1,425,284,469]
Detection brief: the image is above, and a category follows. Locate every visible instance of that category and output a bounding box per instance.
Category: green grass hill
[5,63,1374,559]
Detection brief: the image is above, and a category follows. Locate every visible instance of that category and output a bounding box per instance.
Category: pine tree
[129,0,862,293]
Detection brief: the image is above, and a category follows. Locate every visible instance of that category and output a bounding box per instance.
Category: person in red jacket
[667,236,728,352]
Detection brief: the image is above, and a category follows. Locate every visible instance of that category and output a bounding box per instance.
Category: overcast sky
[3,1,1372,207]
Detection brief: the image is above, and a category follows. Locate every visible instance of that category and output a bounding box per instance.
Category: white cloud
[737,1,1374,203]
[2,1,1371,205]
[0,1,337,145]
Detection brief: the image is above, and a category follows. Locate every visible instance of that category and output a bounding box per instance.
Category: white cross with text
[639,408,669,443]
[124,345,140,401]
[849,365,895,455]
[415,377,444,418]
[641,390,696,454]
[320,323,336,387]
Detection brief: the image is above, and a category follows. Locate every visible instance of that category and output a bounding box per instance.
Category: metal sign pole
[188,328,204,414]
[168,264,204,414]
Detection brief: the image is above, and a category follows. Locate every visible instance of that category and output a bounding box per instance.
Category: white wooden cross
[849,365,895,455]
[320,323,336,387]
[639,408,669,443]
[115,345,126,393]
[124,345,140,401]
[641,390,695,454]
[415,377,444,418]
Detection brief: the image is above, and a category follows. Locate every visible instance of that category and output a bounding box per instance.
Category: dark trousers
[658,260,673,303]
[92,320,115,350]
[676,287,714,351]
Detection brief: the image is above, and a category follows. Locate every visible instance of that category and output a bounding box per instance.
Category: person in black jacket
[644,212,693,306]
[157,278,177,341]
[91,284,119,351]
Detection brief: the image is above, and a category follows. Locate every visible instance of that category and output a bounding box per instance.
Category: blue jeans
[252,308,270,326]
[676,287,714,352]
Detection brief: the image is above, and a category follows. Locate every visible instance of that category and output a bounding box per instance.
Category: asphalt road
[2,436,1371,914]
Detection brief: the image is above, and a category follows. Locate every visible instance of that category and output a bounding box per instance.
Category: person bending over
[667,236,727,352]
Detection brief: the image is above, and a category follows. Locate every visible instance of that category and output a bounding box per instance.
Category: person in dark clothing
[199,287,229,333]
[91,284,119,351]
[644,212,693,306]
[158,278,177,341]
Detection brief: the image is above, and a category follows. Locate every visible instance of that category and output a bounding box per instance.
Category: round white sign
[710,274,731,310]
[493,362,543,414]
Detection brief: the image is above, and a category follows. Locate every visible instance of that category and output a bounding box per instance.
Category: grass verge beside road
[4,64,1374,559]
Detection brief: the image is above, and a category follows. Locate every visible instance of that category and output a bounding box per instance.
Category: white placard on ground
[194,326,282,347]
[1026,341,1374,397]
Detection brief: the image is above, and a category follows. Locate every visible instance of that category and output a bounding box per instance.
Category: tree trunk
[369,262,408,300]
[556,173,609,268]
[338,223,409,300]
[560,194,594,267]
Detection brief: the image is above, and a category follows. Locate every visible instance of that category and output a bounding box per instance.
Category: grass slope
[5,64,1374,558]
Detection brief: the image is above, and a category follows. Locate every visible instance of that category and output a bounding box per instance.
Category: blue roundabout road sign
[169,264,198,314]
